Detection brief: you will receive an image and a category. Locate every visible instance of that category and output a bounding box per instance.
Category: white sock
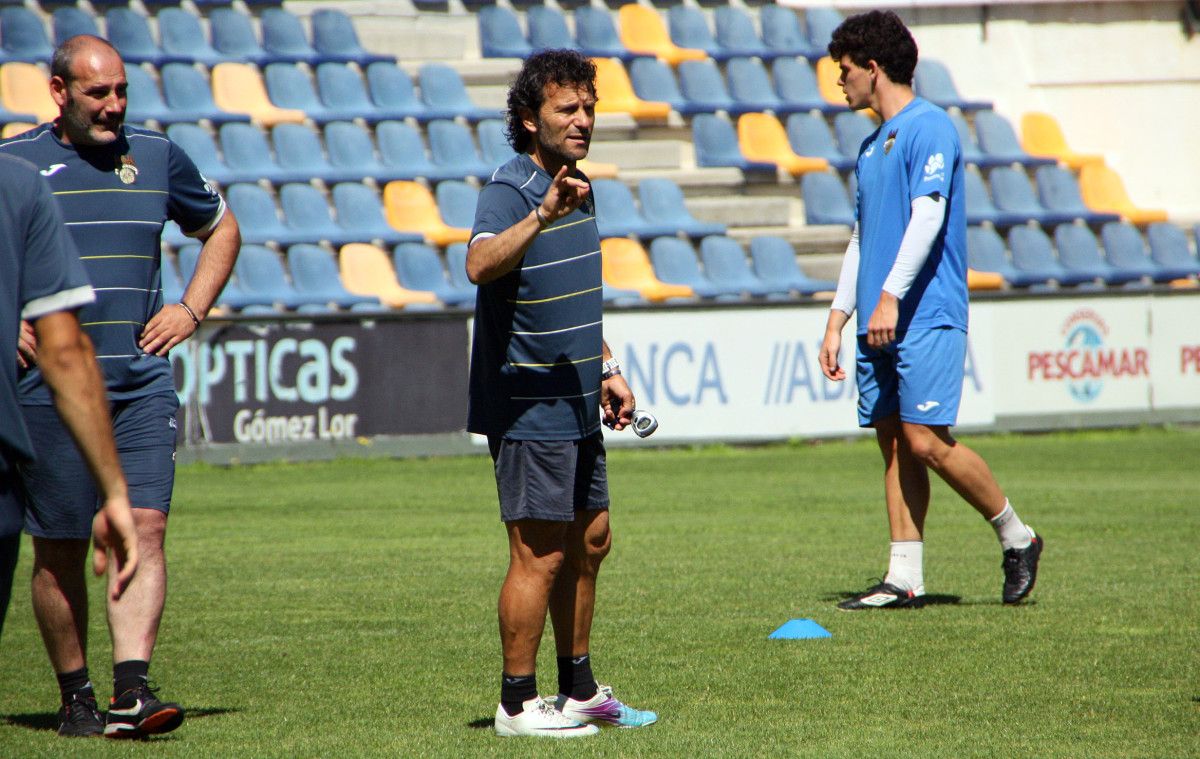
[883,541,924,593]
[990,501,1033,550]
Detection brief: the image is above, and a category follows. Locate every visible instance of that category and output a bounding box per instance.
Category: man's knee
[133,508,168,552]
[32,537,88,571]
[902,424,954,467]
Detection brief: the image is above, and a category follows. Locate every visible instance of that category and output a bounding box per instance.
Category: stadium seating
[339,243,440,309]
[832,111,877,160]
[444,243,473,291]
[668,5,737,62]
[166,123,257,186]
[1146,223,1200,279]
[1008,224,1098,287]
[225,183,314,247]
[699,235,785,297]
[265,63,359,124]
[287,244,383,310]
[234,244,316,309]
[366,62,442,122]
[966,225,1027,286]
[310,9,393,66]
[815,56,848,107]
[433,180,480,230]
[313,64,403,125]
[331,182,423,246]
[273,123,364,185]
[1099,222,1174,283]
[478,6,533,59]
[692,113,775,172]
[749,236,836,295]
[161,252,185,305]
[648,237,732,299]
[964,167,1026,227]
[786,112,856,172]
[600,237,694,302]
[383,181,471,246]
[124,65,179,126]
[574,6,640,63]
[1035,166,1121,225]
[593,57,670,120]
[527,7,580,53]
[219,122,310,185]
[477,118,517,167]
[988,166,1079,227]
[52,7,100,48]
[913,59,992,111]
[157,8,229,68]
[738,113,830,176]
[427,119,494,180]
[261,8,329,66]
[714,7,777,61]
[210,8,274,67]
[1054,223,1141,285]
[1,123,35,138]
[677,60,740,115]
[949,111,1006,169]
[726,57,795,114]
[106,8,186,67]
[804,7,844,52]
[322,122,395,183]
[592,178,677,239]
[393,242,477,307]
[178,244,258,311]
[800,172,855,227]
[1020,112,1103,169]
[418,63,502,122]
[279,183,367,247]
[212,63,306,126]
[1,63,56,123]
[772,58,845,115]
[759,4,824,61]
[973,111,1055,168]
[1078,163,1169,225]
[1,7,54,64]
[629,58,704,116]
[160,64,251,126]
[619,5,706,66]
[375,120,460,182]
[637,178,726,238]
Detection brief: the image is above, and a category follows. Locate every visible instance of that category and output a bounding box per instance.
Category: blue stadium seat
[434,180,480,230]
[1,7,53,63]
[331,182,423,246]
[629,58,694,116]
[324,122,400,183]
[527,7,580,53]
[759,4,824,61]
[261,8,330,66]
[1008,225,1097,287]
[178,244,259,311]
[575,6,643,62]
[973,111,1055,168]
[393,242,477,307]
[964,168,1024,227]
[427,119,494,180]
[1100,222,1173,283]
[225,184,313,246]
[1145,223,1200,279]
[479,6,533,59]
[749,236,836,295]
[264,63,358,124]
[444,243,475,291]
[832,111,877,160]
[157,8,228,68]
[1035,165,1121,225]
[949,110,1006,169]
[167,123,254,186]
[279,183,365,247]
[804,7,843,52]
[786,112,855,172]
[160,63,251,126]
[477,118,517,168]
[677,60,740,115]
[106,8,187,67]
[965,225,1027,286]
[272,123,363,185]
[801,172,855,227]
[314,64,399,124]
[648,237,733,300]
[667,6,727,61]
[418,63,502,122]
[366,62,438,122]
[989,166,1079,227]
[161,220,189,249]
[592,178,678,239]
[123,66,177,126]
[161,252,185,305]
[375,120,458,181]
[772,57,844,115]
[311,9,393,66]
[637,178,725,238]
[52,7,99,48]
[699,235,782,297]
[913,59,992,111]
[210,8,272,67]
[714,7,776,61]
[691,113,775,172]
[234,244,314,309]
[1054,223,1140,285]
[727,57,797,114]
[288,243,382,309]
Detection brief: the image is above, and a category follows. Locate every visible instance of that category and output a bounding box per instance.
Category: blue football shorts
[487,433,610,523]
[18,392,179,539]
[856,327,966,428]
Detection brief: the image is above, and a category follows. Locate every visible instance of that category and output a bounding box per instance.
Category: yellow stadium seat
[382,181,471,247]
[592,58,670,120]
[577,158,619,179]
[1,63,57,124]
[1169,278,1198,289]
[338,243,439,309]
[1020,112,1103,169]
[600,237,693,303]
[211,63,306,127]
[2,122,36,138]
[967,268,1005,291]
[1079,163,1168,225]
[618,5,706,67]
[737,113,829,176]
[815,56,846,107]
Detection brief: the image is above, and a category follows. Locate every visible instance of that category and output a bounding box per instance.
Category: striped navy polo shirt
[0,124,224,404]
[468,153,604,441]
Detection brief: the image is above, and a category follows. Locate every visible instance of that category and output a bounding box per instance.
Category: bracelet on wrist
[535,207,550,229]
[177,300,201,327]
[601,358,621,380]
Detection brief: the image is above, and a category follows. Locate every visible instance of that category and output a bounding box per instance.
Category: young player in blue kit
[817,12,1043,609]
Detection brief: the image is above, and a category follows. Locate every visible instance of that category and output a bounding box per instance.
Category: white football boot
[493,696,599,738]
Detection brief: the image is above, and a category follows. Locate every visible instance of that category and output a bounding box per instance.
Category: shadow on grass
[468,717,493,730]
[4,706,238,733]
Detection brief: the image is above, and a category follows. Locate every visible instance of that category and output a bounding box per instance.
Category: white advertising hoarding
[1149,296,1200,410]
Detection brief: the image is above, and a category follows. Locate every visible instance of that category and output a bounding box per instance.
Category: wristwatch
[601,358,621,380]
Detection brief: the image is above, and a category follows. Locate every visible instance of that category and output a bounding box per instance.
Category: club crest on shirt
[116,154,138,184]
[883,129,898,155]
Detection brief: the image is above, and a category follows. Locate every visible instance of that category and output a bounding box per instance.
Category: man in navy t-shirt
[0,36,240,738]
[816,12,1042,609]
[467,50,656,738]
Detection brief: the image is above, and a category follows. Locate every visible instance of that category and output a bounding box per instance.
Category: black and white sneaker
[1002,532,1043,604]
[57,689,104,737]
[837,581,924,610]
[104,682,185,739]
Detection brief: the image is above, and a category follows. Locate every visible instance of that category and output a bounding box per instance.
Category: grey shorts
[487,434,610,522]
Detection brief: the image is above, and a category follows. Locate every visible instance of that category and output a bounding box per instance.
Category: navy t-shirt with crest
[468,153,604,441]
[0,124,225,404]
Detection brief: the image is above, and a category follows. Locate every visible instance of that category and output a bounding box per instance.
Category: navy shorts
[18,392,179,540]
[487,433,610,523]
[856,327,965,428]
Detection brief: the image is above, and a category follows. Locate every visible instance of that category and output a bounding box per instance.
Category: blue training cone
[769,619,832,640]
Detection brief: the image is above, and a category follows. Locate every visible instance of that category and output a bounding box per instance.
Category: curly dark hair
[505,49,596,153]
[827,10,918,87]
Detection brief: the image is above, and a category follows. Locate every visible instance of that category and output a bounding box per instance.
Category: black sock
[500,673,537,717]
[56,667,92,700]
[556,654,597,701]
[0,533,19,642]
[113,659,149,697]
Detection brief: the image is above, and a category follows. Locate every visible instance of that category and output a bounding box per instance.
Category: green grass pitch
[1,427,1197,757]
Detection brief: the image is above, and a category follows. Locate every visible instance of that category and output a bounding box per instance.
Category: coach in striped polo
[467,50,656,738]
[0,35,239,738]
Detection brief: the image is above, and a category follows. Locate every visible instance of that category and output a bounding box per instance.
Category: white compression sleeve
[831,223,860,316]
[881,194,948,300]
